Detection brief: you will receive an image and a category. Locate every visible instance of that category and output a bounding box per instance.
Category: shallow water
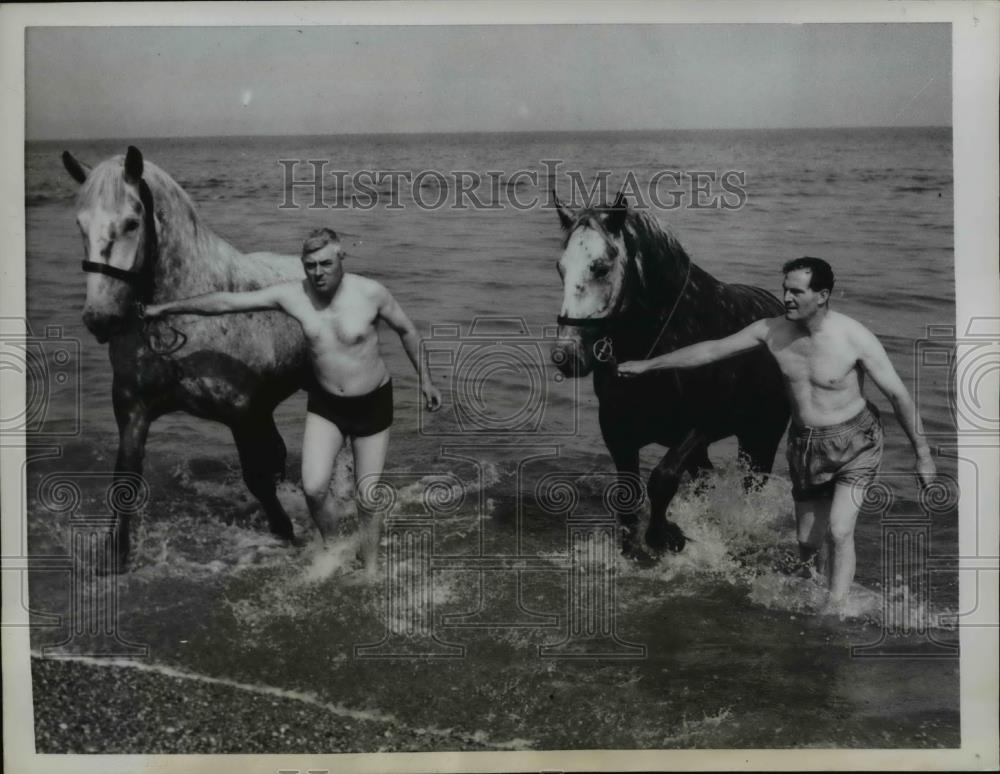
[22,128,959,750]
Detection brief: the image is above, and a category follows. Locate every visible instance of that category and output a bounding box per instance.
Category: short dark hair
[301,227,340,258]
[782,256,834,294]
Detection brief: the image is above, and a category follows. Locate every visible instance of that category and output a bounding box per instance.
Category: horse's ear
[124,146,144,185]
[604,190,628,234]
[61,151,90,184]
[553,191,575,231]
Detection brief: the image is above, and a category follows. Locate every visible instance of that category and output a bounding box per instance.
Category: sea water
[23,128,959,749]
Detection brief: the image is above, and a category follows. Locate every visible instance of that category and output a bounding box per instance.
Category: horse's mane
[621,209,693,276]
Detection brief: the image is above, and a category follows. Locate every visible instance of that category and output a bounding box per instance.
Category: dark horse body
[63,146,313,572]
[551,194,790,555]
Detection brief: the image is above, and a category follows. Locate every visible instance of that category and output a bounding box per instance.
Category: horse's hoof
[621,542,658,567]
[270,523,296,543]
[646,522,687,553]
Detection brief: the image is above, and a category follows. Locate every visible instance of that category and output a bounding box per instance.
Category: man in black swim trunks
[145,227,442,557]
[618,257,935,611]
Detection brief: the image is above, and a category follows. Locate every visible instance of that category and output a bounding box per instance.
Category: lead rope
[641,258,692,360]
[132,178,187,356]
[593,257,691,372]
[134,302,188,355]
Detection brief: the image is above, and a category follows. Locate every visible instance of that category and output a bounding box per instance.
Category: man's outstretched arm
[375,284,442,411]
[854,323,936,486]
[143,283,292,318]
[618,318,771,376]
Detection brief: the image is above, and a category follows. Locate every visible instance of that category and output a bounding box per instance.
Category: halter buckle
[593,336,616,364]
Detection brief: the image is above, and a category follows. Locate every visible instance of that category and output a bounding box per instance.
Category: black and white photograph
[1,2,997,772]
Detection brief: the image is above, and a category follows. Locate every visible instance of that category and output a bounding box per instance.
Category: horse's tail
[727,283,784,319]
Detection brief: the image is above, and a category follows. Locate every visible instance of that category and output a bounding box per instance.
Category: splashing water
[622,460,793,588]
[612,460,956,629]
[222,468,503,643]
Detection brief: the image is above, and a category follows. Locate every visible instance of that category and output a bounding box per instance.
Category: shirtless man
[144,227,442,555]
[617,256,936,609]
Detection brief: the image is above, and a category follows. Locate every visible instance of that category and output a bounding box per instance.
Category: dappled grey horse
[63,145,313,572]
[551,192,790,558]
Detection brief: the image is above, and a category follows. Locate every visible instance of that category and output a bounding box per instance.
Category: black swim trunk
[306,379,393,438]
[785,401,884,502]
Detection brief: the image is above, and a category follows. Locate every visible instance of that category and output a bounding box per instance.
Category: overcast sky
[26,24,951,140]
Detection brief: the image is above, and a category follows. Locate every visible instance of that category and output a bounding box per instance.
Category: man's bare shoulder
[344,273,388,301]
[274,279,305,293]
[826,310,877,341]
[756,315,794,340]
[270,279,308,302]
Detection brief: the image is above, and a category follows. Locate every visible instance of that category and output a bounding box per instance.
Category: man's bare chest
[771,336,859,389]
[297,302,378,349]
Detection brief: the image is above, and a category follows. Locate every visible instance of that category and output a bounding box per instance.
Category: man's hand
[915,451,937,489]
[617,360,650,378]
[142,303,166,320]
[422,383,443,412]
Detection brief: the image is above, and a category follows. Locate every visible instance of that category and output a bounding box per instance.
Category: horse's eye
[123,219,140,233]
[592,263,610,278]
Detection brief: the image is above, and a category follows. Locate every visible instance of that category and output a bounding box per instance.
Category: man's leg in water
[825,481,865,606]
[301,411,346,541]
[796,497,832,579]
[353,428,391,570]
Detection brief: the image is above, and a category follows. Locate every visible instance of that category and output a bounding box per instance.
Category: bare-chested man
[617,256,936,609]
[144,227,442,555]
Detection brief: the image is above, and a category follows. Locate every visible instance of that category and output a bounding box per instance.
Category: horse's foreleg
[108,398,151,574]
[231,416,295,542]
[685,445,713,474]
[646,428,709,553]
[737,423,785,492]
[606,444,644,556]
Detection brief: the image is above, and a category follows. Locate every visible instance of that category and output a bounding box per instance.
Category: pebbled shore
[31,656,494,754]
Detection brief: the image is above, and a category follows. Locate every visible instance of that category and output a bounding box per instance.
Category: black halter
[80,179,186,355]
[556,247,691,366]
[80,178,158,302]
[81,260,144,285]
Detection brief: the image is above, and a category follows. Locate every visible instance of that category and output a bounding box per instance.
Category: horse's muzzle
[551,338,592,378]
[82,308,125,343]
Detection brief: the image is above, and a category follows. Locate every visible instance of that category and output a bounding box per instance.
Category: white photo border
[2,2,997,772]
